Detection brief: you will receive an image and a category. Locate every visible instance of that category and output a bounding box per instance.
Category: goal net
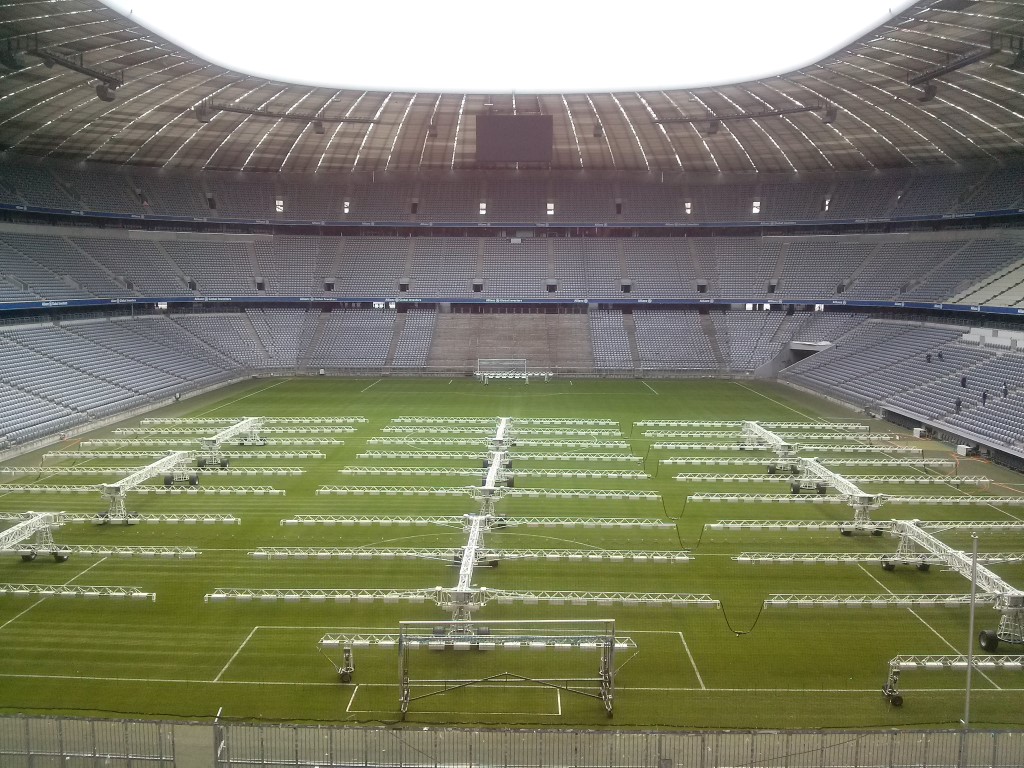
[476,359,528,377]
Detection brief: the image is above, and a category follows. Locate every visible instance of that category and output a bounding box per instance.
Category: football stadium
[0,1,1023,765]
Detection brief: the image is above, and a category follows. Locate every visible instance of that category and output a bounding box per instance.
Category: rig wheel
[53,553,69,563]
[916,563,930,572]
[887,694,904,707]
[881,560,896,572]
[979,630,1000,653]
[20,552,37,562]
[871,528,885,537]
[840,529,853,537]
[339,670,353,683]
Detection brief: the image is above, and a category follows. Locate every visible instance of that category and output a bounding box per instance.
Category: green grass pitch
[1,376,1022,730]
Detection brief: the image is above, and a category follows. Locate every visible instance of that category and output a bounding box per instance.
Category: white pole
[964,532,979,730]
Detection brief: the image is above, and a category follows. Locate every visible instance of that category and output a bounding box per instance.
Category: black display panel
[475,114,553,164]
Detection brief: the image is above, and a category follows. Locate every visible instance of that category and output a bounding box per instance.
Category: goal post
[475,359,552,383]
[476,359,527,376]
[397,619,625,718]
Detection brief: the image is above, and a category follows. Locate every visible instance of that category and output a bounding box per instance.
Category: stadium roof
[0,0,1022,174]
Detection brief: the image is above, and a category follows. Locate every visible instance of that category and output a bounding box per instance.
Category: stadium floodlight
[192,98,378,128]
[917,82,938,102]
[0,47,27,70]
[655,103,831,127]
[95,83,117,102]
[1012,47,1024,72]
[29,41,125,95]
[906,45,999,87]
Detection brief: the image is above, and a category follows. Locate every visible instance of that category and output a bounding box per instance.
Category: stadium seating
[3,161,1023,223]
[781,320,1024,447]
[0,225,1020,307]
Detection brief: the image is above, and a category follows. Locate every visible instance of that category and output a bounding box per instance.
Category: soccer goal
[476,358,552,383]
[396,619,627,718]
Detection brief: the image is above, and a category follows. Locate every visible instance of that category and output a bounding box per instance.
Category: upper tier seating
[3,162,1022,223]
[1,226,1020,306]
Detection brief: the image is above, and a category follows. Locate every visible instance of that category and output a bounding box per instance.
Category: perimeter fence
[3,715,1024,767]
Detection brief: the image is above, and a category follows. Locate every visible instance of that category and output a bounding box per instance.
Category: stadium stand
[4,161,1024,224]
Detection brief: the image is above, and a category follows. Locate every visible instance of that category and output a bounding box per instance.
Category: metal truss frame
[100,451,194,521]
[45,450,326,460]
[60,545,199,558]
[884,520,1024,648]
[0,583,155,600]
[213,588,713,607]
[0,485,101,494]
[687,493,846,503]
[251,547,690,562]
[706,520,844,530]
[737,552,1024,564]
[134,485,284,496]
[0,512,65,562]
[765,594,992,607]
[280,515,672,529]
[634,420,868,430]
[883,655,1024,705]
[143,417,367,425]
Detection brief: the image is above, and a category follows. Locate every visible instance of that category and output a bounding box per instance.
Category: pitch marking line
[642,381,659,395]
[360,379,382,393]
[856,564,1001,690]
[0,673,1020,695]
[731,381,819,421]
[345,685,360,712]
[0,557,108,632]
[199,378,290,416]
[214,626,259,683]
[678,631,706,690]
[345,684,561,716]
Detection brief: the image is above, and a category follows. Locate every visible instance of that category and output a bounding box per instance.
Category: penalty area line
[213,626,259,683]
[856,564,1001,690]
[642,381,659,395]
[678,631,706,690]
[0,557,108,632]
[360,379,382,393]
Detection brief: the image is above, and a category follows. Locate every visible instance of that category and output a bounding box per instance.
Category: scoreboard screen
[475,114,553,163]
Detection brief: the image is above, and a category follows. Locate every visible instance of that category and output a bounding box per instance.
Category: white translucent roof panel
[99,0,918,93]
